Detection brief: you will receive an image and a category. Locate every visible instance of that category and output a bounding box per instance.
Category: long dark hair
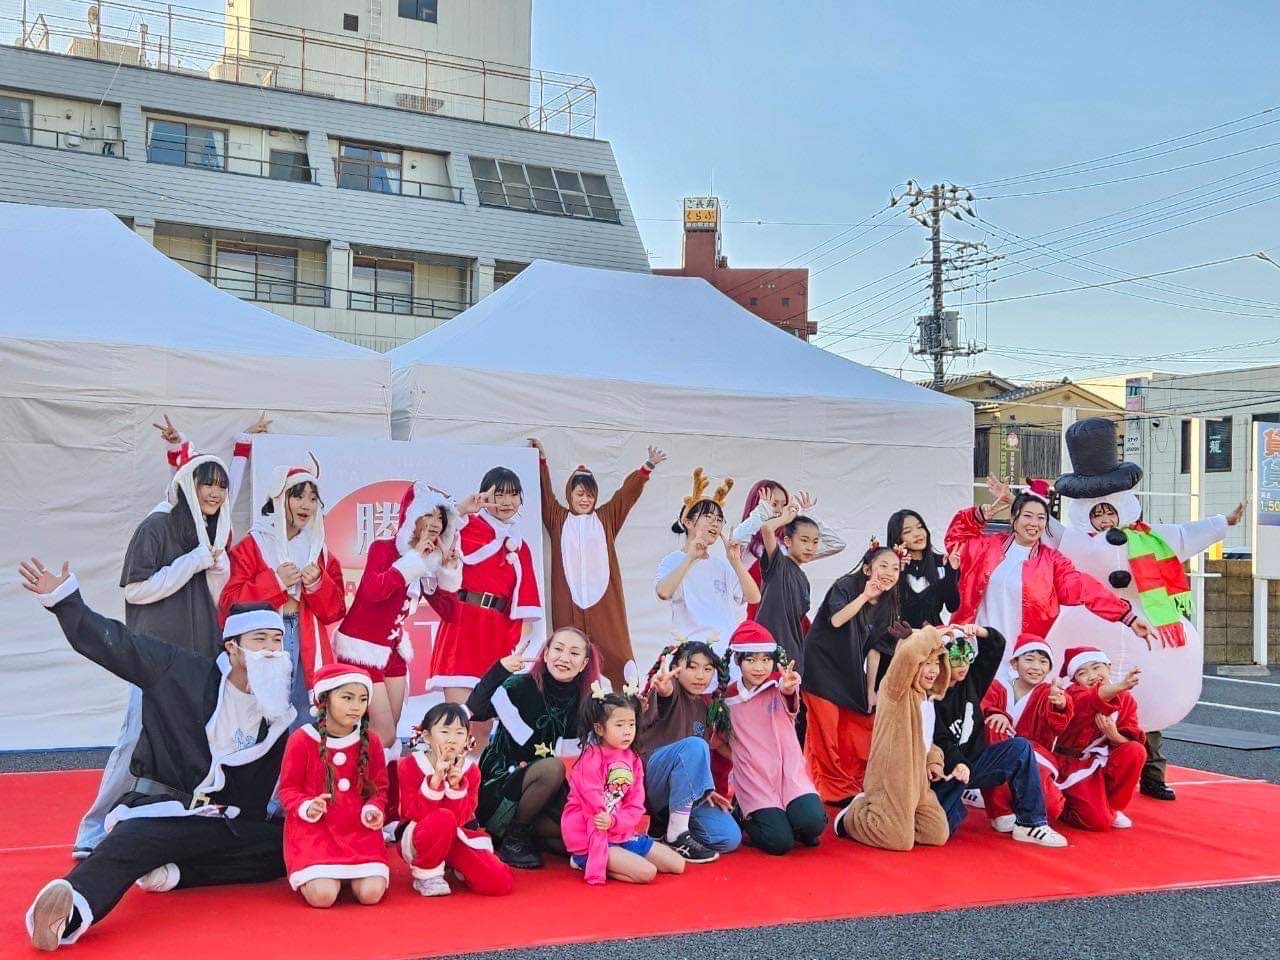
[529,627,601,701]
[887,509,940,586]
[846,545,903,638]
[643,640,731,738]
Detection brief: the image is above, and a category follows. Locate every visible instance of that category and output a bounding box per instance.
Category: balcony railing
[347,290,467,320]
[9,0,599,138]
[1,122,124,157]
[333,164,462,202]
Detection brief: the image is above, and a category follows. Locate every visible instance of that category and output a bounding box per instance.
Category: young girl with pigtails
[276,664,389,908]
[562,685,686,885]
[634,640,741,863]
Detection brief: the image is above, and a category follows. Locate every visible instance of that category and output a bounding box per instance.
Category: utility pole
[890,181,987,390]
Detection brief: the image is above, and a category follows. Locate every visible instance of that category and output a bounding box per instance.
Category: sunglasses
[943,635,977,664]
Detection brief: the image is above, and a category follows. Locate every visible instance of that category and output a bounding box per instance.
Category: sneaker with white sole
[1112,811,1133,829]
[134,863,180,893]
[1012,823,1068,848]
[990,815,1017,834]
[832,793,863,840]
[961,789,985,809]
[412,875,452,897]
[27,878,75,952]
[668,831,719,863]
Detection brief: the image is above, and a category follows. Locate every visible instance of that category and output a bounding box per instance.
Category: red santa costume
[1052,646,1146,831]
[428,510,541,691]
[277,665,389,890]
[334,482,463,684]
[219,459,345,692]
[397,749,514,896]
[980,634,1072,822]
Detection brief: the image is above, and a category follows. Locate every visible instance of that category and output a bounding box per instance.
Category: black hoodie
[933,628,1007,771]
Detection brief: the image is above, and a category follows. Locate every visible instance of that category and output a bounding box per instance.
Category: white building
[0,0,642,351]
[1125,366,1280,555]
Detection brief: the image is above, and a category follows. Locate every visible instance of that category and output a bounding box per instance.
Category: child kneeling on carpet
[277,664,389,908]
[398,702,514,897]
[725,622,826,853]
[563,688,686,884]
[1054,646,1146,831]
[636,640,742,863]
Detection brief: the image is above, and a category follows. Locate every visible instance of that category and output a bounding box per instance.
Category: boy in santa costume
[980,633,1072,824]
[530,438,666,689]
[1053,645,1146,831]
[221,457,347,728]
[277,664,388,908]
[19,556,295,952]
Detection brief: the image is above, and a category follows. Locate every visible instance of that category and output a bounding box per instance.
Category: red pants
[1060,741,1145,831]
[982,763,1065,822]
[802,692,875,804]
[401,810,513,896]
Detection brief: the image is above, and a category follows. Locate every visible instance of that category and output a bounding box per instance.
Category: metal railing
[1,122,125,156]
[8,1,599,138]
[334,164,462,202]
[347,289,468,320]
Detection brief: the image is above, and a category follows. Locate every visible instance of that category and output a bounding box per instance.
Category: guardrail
[2,122,124,156]
[333,165,463,202]
[347,289,467,319]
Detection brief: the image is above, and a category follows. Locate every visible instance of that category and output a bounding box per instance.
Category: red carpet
[1,765,1277,959]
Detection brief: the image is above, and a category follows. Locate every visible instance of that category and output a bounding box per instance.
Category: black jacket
[933,628,1006,771]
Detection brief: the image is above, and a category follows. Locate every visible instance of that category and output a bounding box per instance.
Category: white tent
[391,260,973,669]
[0,203,391,749]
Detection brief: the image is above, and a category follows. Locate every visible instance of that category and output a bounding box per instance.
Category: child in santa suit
[1053,646,1146,831]
[277,664,389,908]
[981,633,1072,824]
[398,702,514,897]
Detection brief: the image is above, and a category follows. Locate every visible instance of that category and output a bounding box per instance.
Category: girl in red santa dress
[220,457,346,728]
[429,467,543,744]
[397,702,514,897]
[1052,646,1146,831]
[277,664,389,908]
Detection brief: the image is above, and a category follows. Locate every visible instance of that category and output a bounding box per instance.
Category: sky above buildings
[535,0,1280,382]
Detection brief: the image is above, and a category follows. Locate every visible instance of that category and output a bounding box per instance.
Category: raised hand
[756,487,777,517]
[459,487,496,516]
[779,664,801,695]
[18,558,71,596]
[245,411,272,435]
[794,490,817,512]
[277,562,302,588]
[305,794,332,820]
[500,635,538,674]
[862,576,889,601]
[986,474,1013,506]
[947,546,963,570]
[686,537,710,562]
[1048,678,1067,708]
[527,437,546,457]
[151,414,181,445]
[647,445,667,466]
[650,665,676,698]
[361,806,384,830]
[1227,501,1246,526]
[1121,666,1141,690]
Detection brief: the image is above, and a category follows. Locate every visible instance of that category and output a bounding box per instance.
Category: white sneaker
[134,863,180,893]
[412,875,451,897]
[1112,811,1133,829]
[1012,824,1068,848]
[381,820,401,844]
[990,815,1017,834]
[961,789,985,809]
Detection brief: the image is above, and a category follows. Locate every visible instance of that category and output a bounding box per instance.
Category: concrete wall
[1203,559,1280,664]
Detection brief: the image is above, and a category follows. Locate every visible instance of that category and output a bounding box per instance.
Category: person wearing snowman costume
[1036,417,1244,802]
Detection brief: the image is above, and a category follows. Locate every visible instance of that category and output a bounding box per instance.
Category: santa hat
[310,663,374,707]
[1024,478,1053,502]
[728,621,777,654]
[261,456,325,568]
[1061,645,1111,679]
[171,446,231,552]
[223,607,286,639]
[1009,633,1054,666]
[395,481,463,556]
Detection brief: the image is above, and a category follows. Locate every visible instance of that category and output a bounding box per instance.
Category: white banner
[248,435,544,738]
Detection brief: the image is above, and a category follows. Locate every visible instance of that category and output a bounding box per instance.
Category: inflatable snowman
[1043,418,1229,731]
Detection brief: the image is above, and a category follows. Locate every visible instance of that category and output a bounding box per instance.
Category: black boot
[498,822,544,869]
[1140,778,1176,801]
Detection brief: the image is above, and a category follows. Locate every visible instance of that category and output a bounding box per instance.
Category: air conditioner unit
[395,93,445,114]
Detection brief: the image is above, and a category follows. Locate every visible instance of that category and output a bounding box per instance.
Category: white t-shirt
[977,541,1031,660]
[920,698,936,752]
[209,679,266,757]
[654,549,745,654]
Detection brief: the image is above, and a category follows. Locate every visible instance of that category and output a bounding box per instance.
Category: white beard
[244,649,295,725]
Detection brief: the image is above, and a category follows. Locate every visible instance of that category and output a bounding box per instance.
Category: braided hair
[643,640,732,738]
[314,693,378,801]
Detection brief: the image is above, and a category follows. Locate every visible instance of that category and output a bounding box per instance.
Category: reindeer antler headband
[681,467,734,522]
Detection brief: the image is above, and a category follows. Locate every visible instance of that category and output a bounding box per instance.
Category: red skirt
[428,601,521,691]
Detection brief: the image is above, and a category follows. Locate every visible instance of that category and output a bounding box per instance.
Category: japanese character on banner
[355,501,400,555]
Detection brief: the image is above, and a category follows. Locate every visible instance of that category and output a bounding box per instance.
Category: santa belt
[458,590,510,614]
[128,775,217,811]
[1054,747,1088,759]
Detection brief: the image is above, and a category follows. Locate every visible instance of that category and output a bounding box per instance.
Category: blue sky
[535,0,1280,382]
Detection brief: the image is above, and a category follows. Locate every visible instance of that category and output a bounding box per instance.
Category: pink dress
[725,675,818,816]
[560,744,646,885]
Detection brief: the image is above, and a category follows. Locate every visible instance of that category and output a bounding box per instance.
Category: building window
[337,142,402,194]
[468,157,621,223]
[147,119,227,170]
[749,297,758,306]
[0,95,33,145]
[1206,417,1232,472]
[269,150,312,183]
[782,296,791,307]
[973,427,991,480]
[399,0,438,23]
[351,258,414,314]
[494,261,527,289]
[1179,419,1191,474]
[214,244,300,304]
[343,13,359,31]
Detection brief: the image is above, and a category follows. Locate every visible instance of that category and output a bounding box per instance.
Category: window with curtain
[337,143,402,194]
[0,96,32,145]
[214,244,298,304]
[351,258,414,314]
[146,119,227,170]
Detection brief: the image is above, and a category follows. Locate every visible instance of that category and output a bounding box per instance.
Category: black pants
[1143,730,1167,784]
[742,793,828,855]
[65,816,283,935]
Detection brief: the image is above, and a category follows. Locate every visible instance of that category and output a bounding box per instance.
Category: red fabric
[219,535,344,690]
[745,558,763,621]
[802,691,875,803]
[944,506,1132,639]
[1061,740,1145,831]
[276,726,388,885]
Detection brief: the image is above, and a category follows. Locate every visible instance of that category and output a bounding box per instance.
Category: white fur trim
[554,736,582,758]
[392,551,431,584]
[1066,650,1110,679]
[35,573,80,608]
[443,782,468,799]
[396,484,463,557]
[361,804,382,827]
[297,725,360,749]
[297,799,324,823]
[332,751,348,766]
[332,632,392,669]
[510,604,543,621]
[727,640,776,653]
[396,630,415,663]
[491,686,535,745]
[223,609,285,639]
[1056,739,1110,790]
[421,779,446,801]
[337,778,351,792]
[311,670,375,702]
[425,674,480,692]
[437,559,463,593]
[288,862,389,890]
[458,830,495,851]
[105,800,240,831]
[1010,639,1054,666]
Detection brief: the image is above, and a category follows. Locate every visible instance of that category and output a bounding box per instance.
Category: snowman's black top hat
[1054,417,1142,499]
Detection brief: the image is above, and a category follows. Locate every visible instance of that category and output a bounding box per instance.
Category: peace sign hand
[779,664,801,695]
[244,411,272,435]
[1048,677,1067,708]
[459,487,497,516]
[18,558,71,596]
[651,665,676,698]
[500,635,539,674]
[151,414,181,445]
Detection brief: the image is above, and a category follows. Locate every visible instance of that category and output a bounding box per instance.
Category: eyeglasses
[943,636,977,664]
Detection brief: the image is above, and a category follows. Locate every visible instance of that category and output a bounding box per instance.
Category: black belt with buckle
[128,776,215,811]
[457,590,510,614]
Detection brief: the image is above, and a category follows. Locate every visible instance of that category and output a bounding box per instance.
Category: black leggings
[514,758,567,854]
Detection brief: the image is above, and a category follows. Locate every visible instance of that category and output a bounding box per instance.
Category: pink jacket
[561,744,646,885]
[725,677,817,816]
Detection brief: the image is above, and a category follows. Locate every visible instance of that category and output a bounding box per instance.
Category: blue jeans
[281,613,310,730]
[74,685,142,851]
[643,737,741,852]
[933,736,1048,834]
